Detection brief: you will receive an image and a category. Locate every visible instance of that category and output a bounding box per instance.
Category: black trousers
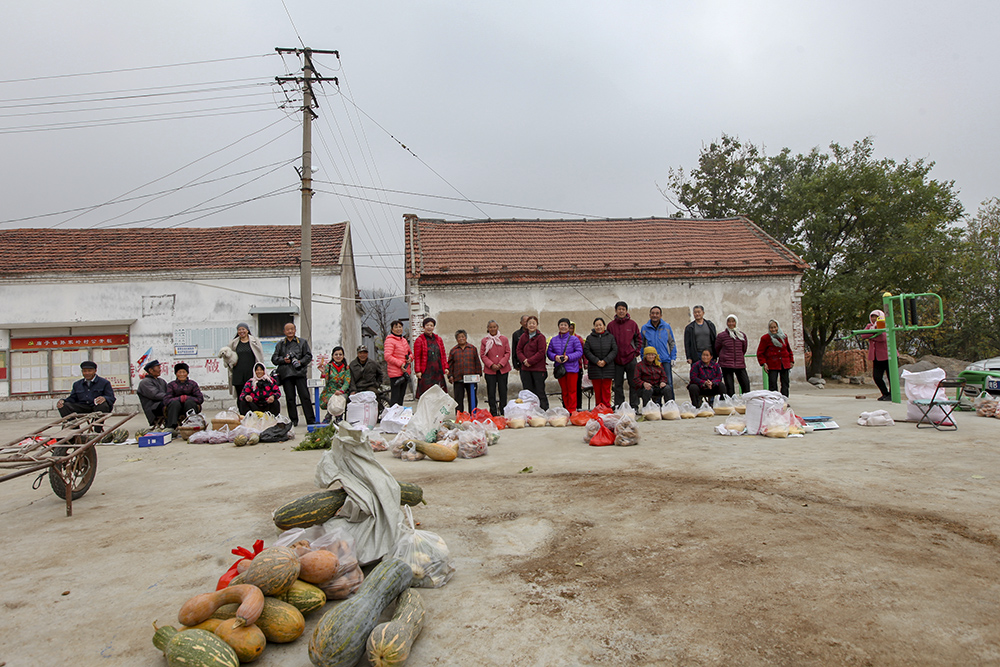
[688,382,724,406]
[767,368,790,397]
[521,371,549,410]
[281,376,315,425]
[485,372,509,416]
[59,400,112,419]
[639,384,674,405]
[721,367,750,396]
[453,381,477,413]
[238,399,281,416]
[389,375,409,407]
[872,359,890,397]
[613,359,638,409]
[165,400,200,428]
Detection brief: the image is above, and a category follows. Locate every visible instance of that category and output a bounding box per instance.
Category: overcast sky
[2,1,997,292]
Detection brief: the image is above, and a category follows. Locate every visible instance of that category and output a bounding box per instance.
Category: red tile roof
[404,216,807,285]
[0,224,347,276]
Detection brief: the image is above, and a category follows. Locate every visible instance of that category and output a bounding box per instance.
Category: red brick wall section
[804,349,869,377]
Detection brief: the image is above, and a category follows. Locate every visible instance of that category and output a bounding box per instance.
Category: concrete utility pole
[275,47,338,368]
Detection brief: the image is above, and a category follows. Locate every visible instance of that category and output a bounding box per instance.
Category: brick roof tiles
[0,224,347,276]
[404,216,807,285]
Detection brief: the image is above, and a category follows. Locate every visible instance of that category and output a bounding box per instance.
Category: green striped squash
[273,483,425,531]
[308,558,413,667]
[155,627,239,667]
[366,589,425,667]
[278,579,327,615]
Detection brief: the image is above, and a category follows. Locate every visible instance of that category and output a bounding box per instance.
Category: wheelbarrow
[0,411,137,516]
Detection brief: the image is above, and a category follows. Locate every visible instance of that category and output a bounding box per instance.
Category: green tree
[665,136,964,376]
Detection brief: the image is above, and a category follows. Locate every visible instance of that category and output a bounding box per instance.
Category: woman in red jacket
[516,315,549,410]
[756,319,794,397]
[413,317,448,399]
[384,319,412,407]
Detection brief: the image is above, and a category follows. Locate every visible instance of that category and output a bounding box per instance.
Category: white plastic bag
[696,400,715,418]
[545,406,570,427]
[660,399,681,420]
[391,505,455,588]
[901,368,952,425]
[679,401,697,419]
[397,385,457,442]
[380,404,412,434]
[517,390,541,407]
[328,393,347,417]
[349,391,377,404]
[858,410,895,427]
[642,400,662,421]
[713,395,735,415]
[614,413,640,446]
[743,390,785,434]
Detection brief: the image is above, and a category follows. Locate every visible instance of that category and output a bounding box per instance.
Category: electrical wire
[312,179,607,219]
[0,159,296,226]
[0,78,272,105]
[330,84,490,218]
[86,130,299,229]
[312,187,476,220]
[45,116,290,228]
[0,105,276,135]
[0,89,276,118]
[278,0,307,49]
[0,54,275,85]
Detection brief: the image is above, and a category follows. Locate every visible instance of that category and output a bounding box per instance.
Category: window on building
[258,313,297,338]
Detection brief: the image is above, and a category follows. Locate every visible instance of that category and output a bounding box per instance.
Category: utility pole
[275,47,338,370]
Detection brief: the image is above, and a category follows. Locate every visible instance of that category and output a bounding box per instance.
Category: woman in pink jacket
[860,309,891,401]
[384,320,412,407]
[479,319,512,416]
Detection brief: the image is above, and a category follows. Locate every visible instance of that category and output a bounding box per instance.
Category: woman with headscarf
[479,320,511,416]
[859,309,891,401]
[756,319,794,397]
[715,314,750,396]
[320,346,351,420]
[239,362,282,415]
[633,346,672,405]
[413,317,448,399]
[227,322,264,402]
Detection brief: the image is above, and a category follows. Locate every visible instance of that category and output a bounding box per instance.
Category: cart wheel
[48,446,98,501]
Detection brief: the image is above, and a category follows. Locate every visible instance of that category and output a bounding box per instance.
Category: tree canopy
[664,135,965,375]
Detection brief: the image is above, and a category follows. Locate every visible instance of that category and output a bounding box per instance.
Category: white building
[404,215,809,386]
[0,223,360,418]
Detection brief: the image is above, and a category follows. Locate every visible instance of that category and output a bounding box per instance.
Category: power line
[0,159,295,226]
[46,117,291,228]
[0,54,275,85]
[0,90,272,118]
[0,85,274,113]
[278,0,307,49]
[0,105,276,135]
[313,187,476,220]
[0,77,270,105]
[312,178,607,218]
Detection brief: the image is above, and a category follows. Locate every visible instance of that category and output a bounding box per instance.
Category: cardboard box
[138,431,172,447]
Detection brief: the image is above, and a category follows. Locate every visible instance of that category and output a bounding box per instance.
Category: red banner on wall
[12,335,130,350]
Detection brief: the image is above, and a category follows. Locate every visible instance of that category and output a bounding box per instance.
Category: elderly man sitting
[136,359,168,426]
[57,361,116,429]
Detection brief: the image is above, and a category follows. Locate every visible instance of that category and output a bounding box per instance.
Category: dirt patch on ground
[438,471,1000,666]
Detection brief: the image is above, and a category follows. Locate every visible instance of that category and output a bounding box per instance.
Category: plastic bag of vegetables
[391,506,455,588]
[545,407,570,427]
[188,428,231,444]
[614,413,640,446]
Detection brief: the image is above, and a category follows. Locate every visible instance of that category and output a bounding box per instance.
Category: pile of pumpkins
[153,543,424,666]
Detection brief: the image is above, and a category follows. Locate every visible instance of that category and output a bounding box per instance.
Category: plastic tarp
[314,422,405,565]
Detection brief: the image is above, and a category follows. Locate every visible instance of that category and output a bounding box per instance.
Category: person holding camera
[271,322,315,426]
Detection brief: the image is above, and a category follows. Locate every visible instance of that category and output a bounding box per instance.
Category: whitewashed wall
[409,275,806,385]
[0,269,357,415]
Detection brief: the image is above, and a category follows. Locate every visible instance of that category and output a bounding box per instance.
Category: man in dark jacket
[606,301,643,410]
[136,359,168,425]
[684,305,718,365]
[271,322,315,426]
[57,361,115,428]
[510,315,529,387]
[349,345,387,416]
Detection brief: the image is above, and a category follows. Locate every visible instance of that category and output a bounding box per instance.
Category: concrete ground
[1,383,998,666]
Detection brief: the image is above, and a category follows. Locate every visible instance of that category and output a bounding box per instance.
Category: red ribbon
[216,539,264,590]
